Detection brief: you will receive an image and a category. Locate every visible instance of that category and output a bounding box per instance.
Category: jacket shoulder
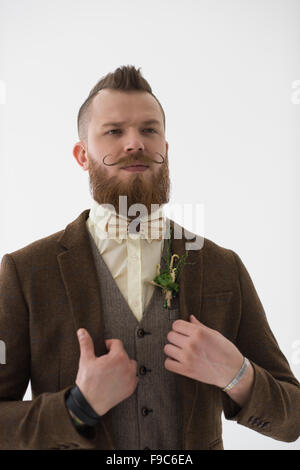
[2,229,66,268]
[1,209,90,266]
[203,236,235,260]
[201,236,239,277]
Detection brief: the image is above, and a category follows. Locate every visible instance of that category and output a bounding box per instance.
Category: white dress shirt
[86,200,166,322]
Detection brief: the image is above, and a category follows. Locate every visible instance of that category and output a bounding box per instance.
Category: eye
[108,129,120,135]
[107,128,156,135]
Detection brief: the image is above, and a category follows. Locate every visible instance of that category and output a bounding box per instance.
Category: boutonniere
[150,226,189,309]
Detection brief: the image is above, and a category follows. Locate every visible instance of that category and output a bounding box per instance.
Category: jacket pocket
[200,291,234,336]
[202,291,233,302]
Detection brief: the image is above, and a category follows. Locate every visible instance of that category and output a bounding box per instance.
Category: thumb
[77,328,95,361]
[105,338,113,350]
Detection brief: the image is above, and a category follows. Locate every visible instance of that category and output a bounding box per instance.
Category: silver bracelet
[222,357,250,392]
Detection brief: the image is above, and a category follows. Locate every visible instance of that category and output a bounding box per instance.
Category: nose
[124,134,145,153]
[125,144,145,154]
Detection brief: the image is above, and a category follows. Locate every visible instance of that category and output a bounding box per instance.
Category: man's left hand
[164,314,245,389]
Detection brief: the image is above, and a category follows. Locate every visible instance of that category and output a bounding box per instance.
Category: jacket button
[262,421,270,429]
[248,416,255,424]
[252,417,261,426]
[139,366,147,375]
[69,442,80,448]
[144,446,151,450]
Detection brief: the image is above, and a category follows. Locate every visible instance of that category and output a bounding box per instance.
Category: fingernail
[78,329,85,338]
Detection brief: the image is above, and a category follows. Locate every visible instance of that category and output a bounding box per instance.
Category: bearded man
[0,65,299,450]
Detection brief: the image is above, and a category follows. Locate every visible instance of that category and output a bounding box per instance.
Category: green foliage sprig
[150,225,191,308]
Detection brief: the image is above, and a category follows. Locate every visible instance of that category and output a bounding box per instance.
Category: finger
[164,343,182,362]
[77,328,95,361]
[172,319,195,336]
[190,315,210,330]
[190,314,201,323]
[131,359,138,373]
[164,357,190,378]
[167,330,187,348]
[164,357,183,374]
[105,338,124,353]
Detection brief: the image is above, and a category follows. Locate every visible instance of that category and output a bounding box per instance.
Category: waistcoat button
[139,366,147,375]
[142,407,150,416]
[137,328,145,338]
[144,447,151,450]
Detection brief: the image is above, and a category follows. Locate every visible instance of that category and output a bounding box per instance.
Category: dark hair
[77,65,166,142]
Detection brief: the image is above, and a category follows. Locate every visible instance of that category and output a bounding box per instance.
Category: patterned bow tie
[105,213,166,241]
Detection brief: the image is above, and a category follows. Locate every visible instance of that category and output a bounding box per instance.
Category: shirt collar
[88,199,166,244]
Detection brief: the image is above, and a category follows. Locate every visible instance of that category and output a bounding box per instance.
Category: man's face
[73,89,170,216]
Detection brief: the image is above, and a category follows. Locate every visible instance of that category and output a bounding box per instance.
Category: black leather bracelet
[66,392,95,427]
[66,386,101,427]
[71,385,102,420]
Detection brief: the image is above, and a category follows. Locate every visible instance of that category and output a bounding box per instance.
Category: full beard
[87,153,171,217]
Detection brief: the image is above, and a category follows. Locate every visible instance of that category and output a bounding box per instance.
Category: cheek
[88,133,110,157]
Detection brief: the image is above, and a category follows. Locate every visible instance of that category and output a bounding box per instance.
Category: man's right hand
[74,328,139,417]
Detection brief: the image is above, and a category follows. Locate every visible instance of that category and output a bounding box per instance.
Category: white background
[0,0,299,450]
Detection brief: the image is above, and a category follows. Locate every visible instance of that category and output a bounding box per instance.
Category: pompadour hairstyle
[77,65,166,142]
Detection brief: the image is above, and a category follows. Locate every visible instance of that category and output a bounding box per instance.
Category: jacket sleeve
[0,253,101,450]
[221,250,300,443]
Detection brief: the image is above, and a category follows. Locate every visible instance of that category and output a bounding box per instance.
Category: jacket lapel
[57,209,106,357]
[57,209,115,448]
[57,210,204,450]
[170,219,204,448]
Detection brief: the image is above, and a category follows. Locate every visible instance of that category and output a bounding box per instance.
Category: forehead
[90,89,163,124]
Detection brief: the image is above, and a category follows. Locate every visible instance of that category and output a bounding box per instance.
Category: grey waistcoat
[87,231,184,450]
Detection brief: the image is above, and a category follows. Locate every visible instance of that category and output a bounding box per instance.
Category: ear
[73,141,89,171]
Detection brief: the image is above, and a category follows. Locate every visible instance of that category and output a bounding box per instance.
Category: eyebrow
[101,119,161,128]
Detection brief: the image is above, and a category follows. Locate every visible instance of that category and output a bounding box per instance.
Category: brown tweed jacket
[0,209,299,450]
